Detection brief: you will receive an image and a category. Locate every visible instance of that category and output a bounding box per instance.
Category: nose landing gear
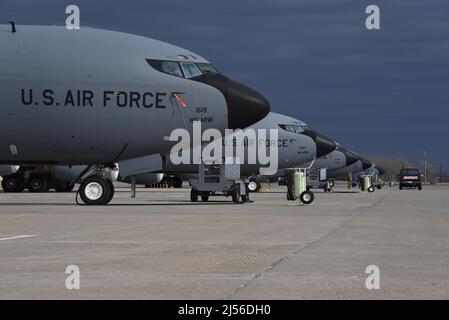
[78,175,114,205]
[76,165,117,205]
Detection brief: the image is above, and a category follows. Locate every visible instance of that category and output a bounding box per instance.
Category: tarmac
[0,184,448,299]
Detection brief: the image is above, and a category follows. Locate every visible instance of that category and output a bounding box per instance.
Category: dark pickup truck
[399,168,422,190]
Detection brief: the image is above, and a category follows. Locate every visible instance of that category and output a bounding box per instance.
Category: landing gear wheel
[299,190,314,205]
[190,188,199,202]
[329,181,335,188]
[247,178,261,192]
[106,179,115,203]
[418,185,422,190]
[367,186,375,193]
[201,193,209,202]
[1,174,25,192]
[79,176,112,205]
[28,175,49,192]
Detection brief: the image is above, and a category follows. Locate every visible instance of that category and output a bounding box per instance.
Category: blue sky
[2,0,449,167]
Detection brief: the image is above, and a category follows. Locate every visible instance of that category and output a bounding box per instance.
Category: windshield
[180,62,202,78]
[278,124,310,134]
[196,63,219,74]
[161,61,183,77]
[401,169,419,176]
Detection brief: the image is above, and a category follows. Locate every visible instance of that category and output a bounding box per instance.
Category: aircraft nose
[225,79,270,129]
[341,148,359,166]
[316,133,337,157]
[191,74,270,129]
[360,158,372,170]
[300,131,337,157]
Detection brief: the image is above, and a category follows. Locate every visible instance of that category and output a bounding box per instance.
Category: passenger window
[181,62,202,78]
[161,61,183,77]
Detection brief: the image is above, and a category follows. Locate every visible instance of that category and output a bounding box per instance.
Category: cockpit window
[161,61,183,77]
[180,62,202,78]
[196,63,219,74]
[279,124,309,134]
[147,59,217,79]
[280,125,295,133]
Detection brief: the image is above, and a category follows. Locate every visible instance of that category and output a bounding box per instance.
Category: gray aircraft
[311,147,359,173]
[122,112,336,202]
[328,157,373,180]
[161,112,335,175]
[1,113,336,204]
[0,24,270,204]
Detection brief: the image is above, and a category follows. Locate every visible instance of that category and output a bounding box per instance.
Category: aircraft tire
[2,174,25,192]
[247,178,261,192]
[299,190,314,205]
[28,175,49,192]
[190,188,199,202]
[106,179,115,203]
[201,193,209,202]
[79,176,112,205]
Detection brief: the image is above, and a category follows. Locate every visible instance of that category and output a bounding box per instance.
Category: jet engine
[0,165,20,177]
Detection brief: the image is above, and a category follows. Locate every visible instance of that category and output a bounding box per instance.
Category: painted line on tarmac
[0,235,38,241]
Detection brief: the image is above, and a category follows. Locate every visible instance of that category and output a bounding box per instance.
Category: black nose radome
[316,133,337,157]
[360,158,372,170]
[300,131,337,158]
[191,74,270,129]
[340,148,359,166]
[226,79,270,129]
